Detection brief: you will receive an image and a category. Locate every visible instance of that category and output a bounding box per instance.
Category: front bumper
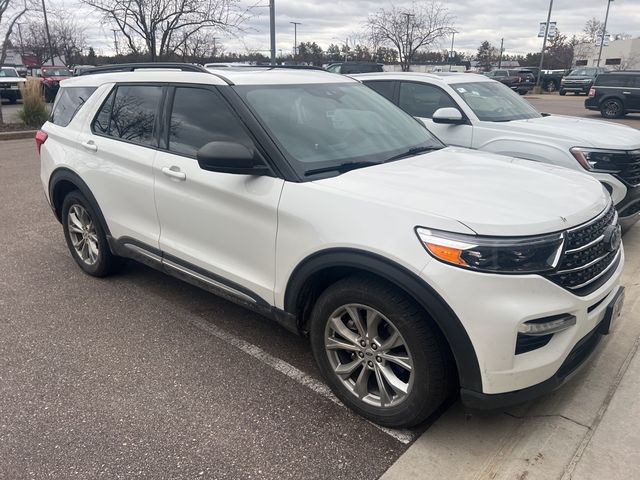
[421,246,624,398]
[561,83,591,93]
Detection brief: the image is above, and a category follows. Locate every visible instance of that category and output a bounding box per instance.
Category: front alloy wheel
[310,276,455,428]
[325,304,413,408]
[67,204,100,265]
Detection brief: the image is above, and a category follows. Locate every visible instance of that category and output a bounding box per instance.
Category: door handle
[622,91,631,95]
[81,140,97,152]
[161,166,187,181]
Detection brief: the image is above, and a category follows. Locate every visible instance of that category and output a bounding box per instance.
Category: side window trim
[90,82,167,149]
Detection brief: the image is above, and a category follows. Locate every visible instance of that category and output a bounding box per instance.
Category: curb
[0,130,37,141]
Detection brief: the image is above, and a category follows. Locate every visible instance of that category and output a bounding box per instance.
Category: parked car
[585,70,640,119]
[38,63,624,428]
[0,66,26,104]
[483,69,535,95]
[39,66,73,102]
[519,67,568,92]
[355,72,640,230]
[560,67,608,96]
[326,62,384,74]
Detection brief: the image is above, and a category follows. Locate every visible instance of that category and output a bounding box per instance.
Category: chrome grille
[545,203,621,296]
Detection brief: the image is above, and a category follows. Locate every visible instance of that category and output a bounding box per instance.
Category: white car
[0,66,26,104]
[354,72,640,231]
[38,64,624,427]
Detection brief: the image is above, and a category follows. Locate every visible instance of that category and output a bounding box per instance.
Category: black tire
[518,90,527,96]
[61,191,125,277]
[309,275,455,428]
[600,98,624,119]
[544,80,557,93]
[559,89,566,96]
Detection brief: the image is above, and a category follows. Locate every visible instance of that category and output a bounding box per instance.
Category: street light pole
[535,0,554,90]
[290,21,301,57]
[498,38,504,69]
[597,0,614,67]
[269,0,276,65]
[401,12,415,71]
[41,0,56,66]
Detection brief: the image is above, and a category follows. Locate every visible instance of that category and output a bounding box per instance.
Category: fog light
[518,314,576,336]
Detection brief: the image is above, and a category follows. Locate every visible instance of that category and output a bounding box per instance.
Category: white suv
[354,72,640,231]
[39,64,625,428]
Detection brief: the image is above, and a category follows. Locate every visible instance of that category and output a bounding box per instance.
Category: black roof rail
[211,64,326,71]
[78,62,209,76]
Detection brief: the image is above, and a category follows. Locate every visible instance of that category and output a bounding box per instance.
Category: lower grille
[544,203,621,296]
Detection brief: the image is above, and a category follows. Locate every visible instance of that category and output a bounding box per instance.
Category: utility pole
[401,12,415,71]
[269,0,276,65]
[212,37,219,58]
[448,32,455,71]
[290,21,301,57]
[498,38,504,69]
[535,0,554,91]
[111,29,119,56]
[41,0,56,66]
[597,0,614,67]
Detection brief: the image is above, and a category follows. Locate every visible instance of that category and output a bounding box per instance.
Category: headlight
[416,228,565,274]
[570,147,636,173]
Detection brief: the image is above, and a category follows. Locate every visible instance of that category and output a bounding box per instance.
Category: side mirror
[196,141,271,176]
[432,107,465,125]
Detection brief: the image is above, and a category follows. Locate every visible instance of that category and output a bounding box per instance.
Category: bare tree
[0,0,28,124]
[583,17,605,43]
[365,1,454,71]
[81,0,247,61]
[52,15,86,65]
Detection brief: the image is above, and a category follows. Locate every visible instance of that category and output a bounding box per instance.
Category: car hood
[0,77,25,83]
[494,115,640,150]
[43,76,69,82]
[314,147,609,236]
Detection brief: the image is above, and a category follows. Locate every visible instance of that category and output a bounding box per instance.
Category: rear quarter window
[595,75,634,88]
[50,87,97,127]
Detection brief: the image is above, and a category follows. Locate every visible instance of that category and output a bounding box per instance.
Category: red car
[39,66,72,102]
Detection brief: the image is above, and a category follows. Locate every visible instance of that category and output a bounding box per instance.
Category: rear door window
[596,75,633,88]
[91,85,163,146]
[363,80,397,103]
[50,87,97,127]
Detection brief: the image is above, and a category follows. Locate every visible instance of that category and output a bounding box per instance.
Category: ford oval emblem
[603,224,622,252]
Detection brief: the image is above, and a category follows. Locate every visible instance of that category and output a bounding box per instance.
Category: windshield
[234,83,444,176]
[569,68,596,77]
[0,68,18,78]
[453,81,541,122]
[43,69,71,77]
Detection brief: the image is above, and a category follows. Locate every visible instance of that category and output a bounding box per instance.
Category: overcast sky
[62,0,640,57]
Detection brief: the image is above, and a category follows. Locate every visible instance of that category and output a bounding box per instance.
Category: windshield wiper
[304,161,381,176]
[384,145,441,163]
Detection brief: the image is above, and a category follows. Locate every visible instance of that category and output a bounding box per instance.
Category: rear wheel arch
[49,168,111,238]
[284,248,483,392]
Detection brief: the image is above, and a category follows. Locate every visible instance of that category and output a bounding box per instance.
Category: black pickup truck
[519,67,567,92]
[484,69,536,95]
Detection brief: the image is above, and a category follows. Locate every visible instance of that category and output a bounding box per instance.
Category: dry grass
[18,79,49,128]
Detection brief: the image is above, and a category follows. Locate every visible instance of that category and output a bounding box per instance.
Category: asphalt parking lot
[1,100,640,480]
[0,140,414,478]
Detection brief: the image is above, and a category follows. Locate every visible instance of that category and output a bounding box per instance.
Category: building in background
[574,38,640,70]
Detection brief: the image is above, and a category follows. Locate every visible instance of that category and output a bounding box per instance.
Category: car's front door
[627,76,640,111]
[398,81,473,147]
[153,85,284,304]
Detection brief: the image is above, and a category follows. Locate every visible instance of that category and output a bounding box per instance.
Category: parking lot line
[186,315,415,445]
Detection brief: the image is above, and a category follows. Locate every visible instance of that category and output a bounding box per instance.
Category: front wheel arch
[284,248,483,393]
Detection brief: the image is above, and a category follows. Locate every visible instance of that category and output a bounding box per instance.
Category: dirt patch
[0,122,27,133]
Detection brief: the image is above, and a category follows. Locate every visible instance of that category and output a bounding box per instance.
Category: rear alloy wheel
[544,81,557,93]
[62,191,125,277]
[310,276,454,428]
[601,99,624,119]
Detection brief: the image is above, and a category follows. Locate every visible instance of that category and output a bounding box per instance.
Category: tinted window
[399,82,457,118]
[168,87,254,157]
[364,81,396,102]
[50,87,96,127]
[92,85,163,146]
[569,68,597,77]
[0,68,19,77]
[596,74,634,88]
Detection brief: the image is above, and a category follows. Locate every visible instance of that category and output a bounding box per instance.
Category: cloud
[55,0,640,57]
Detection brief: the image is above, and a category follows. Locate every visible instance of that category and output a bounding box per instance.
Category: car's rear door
[152,84,284,304]
[77,83,163,248]
[628,76,640,111]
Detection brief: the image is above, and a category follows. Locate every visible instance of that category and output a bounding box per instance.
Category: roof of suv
[58,67,355,88]
[351,71,493,86]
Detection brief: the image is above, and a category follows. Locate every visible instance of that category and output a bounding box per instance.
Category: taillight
[35,130,48,154]
[588,88,596,98]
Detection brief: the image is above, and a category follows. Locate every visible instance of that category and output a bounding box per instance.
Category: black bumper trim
[461,311,609,411]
